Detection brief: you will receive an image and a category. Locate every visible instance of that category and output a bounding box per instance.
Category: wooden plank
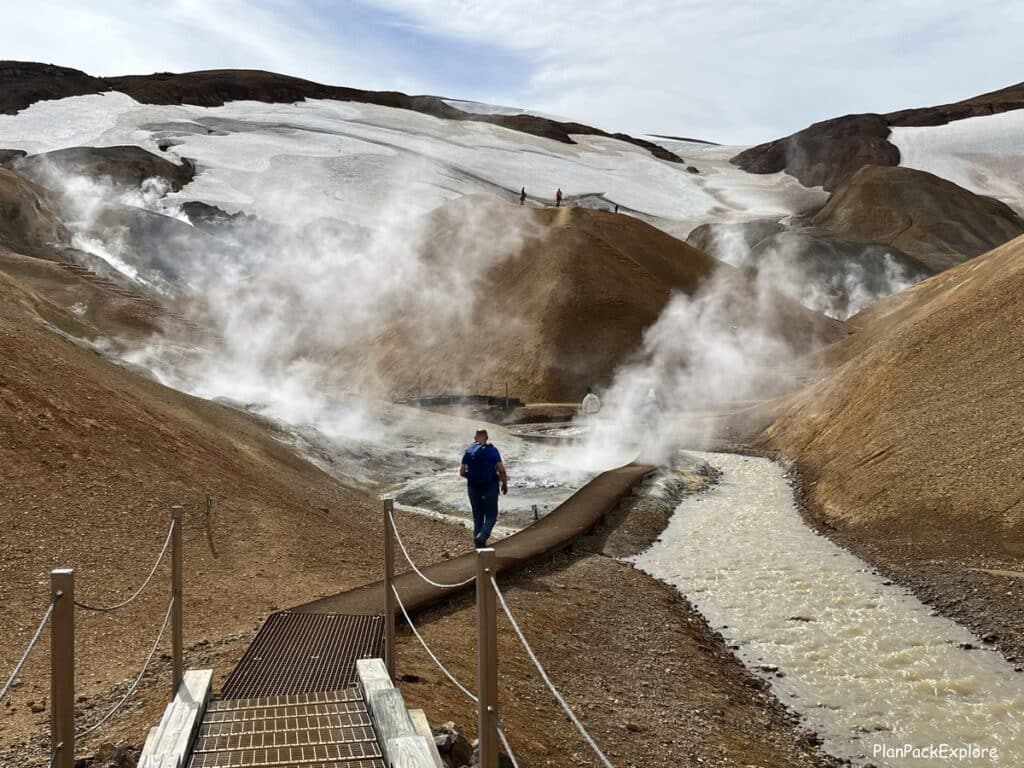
[139,669,213,768]
[369,688,416,741]
[368,688,417,767]
[385,735,437,768]
[138,727,161,768]
[357,657,394,703]
[408,709,443,768]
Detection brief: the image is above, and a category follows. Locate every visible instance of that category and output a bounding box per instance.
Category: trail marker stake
[171,505,184,697]
[50,568,74,768]
[384,499,397,680]
[476,548,499,768]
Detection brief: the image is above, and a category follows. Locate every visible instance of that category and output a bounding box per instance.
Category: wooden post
[50,568,74,768]
[171,505,184,697]
[504,382,509,409]
[384,499,397,681]
[476,548,498,768]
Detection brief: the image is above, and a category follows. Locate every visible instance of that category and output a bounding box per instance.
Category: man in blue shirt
[460,429,508,548]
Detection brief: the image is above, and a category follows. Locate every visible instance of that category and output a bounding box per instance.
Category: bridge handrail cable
[490,575,616,768]
[73,521,174,613]
[490,709,521,768]
[0,599,56,703]
[389,583,478,702]
[75,597,174,740]
[388,506,475,590]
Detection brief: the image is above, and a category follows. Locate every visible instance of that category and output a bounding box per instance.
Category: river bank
[635,451,1024,767]
[390,459,842,768]
[784,456,1024,672]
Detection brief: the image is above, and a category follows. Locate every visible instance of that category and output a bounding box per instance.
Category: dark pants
[468,481,499,543]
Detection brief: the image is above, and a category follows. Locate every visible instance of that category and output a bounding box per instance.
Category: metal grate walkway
[188,686,384,768]
[221,613,384,700]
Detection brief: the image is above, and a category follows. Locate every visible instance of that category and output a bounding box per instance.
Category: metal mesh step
[208,689,364,712]
[201,712,372,737]
[220,613,384,699]
[203,701,368,723]
[188,745,384,767]
[194,726,378,752]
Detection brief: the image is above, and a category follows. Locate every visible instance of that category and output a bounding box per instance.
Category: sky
[3,0,1022,145]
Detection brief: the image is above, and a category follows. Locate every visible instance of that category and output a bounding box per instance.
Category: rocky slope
[0,61,681,162]
[351,199,845,401]
[810,165,1024,272]
[0,153,843,768]
[732,80,1024,190]
[688,165,1024,317]
[763,234,1024,658]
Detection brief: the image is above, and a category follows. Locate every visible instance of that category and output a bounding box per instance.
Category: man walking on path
[460,429,508,548]
[555,187,563,207]
[520,187,527,205]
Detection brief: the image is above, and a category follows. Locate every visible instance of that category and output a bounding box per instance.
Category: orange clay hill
[355,197,846,403]
[763,233,1024,556]
[0,164,393,750]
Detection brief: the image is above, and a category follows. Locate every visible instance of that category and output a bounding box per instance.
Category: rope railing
[390,583,478,703]
[490,709,521,768]
[490,575,616,768]
[0,599,56,703]
[74,522,174,613]
[388,506,476,590]
[45,740,63,768]
[75,597,174,740]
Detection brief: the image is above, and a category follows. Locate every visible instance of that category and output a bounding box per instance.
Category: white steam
[19,158,192,291]
[710,224,922,320]
[576,266,812,466]
[125,159,542,449]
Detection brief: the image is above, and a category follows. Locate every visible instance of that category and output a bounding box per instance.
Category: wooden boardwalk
[150,462,654,768]
[293,462,655,616]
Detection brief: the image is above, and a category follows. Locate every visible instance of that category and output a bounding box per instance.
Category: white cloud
[363,0,1024,142]
[3,0,1023,144]
[0,0,416,92]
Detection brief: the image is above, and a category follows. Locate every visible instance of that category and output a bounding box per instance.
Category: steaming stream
[634,451,1024,767]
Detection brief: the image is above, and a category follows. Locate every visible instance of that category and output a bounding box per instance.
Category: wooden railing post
[171,505,184,697]
[384,499,397,680]
[50,568,74,768]
[476,548,499,768]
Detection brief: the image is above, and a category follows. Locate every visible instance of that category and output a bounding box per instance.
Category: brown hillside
[764,235,1024,550]
[0,242,410,755]
[732,80,1024,190]
[0,180,841,768]
[12,145,196,192]
[358,201,844,402]
[0,61,681,162]
[811,165,1024,272]
[0,167,68,255]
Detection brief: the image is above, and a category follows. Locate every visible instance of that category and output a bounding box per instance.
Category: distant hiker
[641,388,661,434]
[460,429,508,548]
[520,187,527,205]
[556,187,563,207]
[581,387,601,417]
[614,203,620,213]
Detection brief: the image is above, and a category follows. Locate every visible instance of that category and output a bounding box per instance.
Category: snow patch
[891,110,1024,214]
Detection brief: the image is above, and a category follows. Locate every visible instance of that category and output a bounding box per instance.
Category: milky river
[633,452,1024,767]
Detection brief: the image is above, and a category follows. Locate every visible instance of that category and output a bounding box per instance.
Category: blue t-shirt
[462,442,502,486]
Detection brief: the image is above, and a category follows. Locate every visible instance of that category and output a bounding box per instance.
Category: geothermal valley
[1,61,1023,768]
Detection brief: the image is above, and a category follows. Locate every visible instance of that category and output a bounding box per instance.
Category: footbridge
[8,463,652,768]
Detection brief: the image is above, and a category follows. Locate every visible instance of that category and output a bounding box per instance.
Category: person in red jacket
[555,187,563,207]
